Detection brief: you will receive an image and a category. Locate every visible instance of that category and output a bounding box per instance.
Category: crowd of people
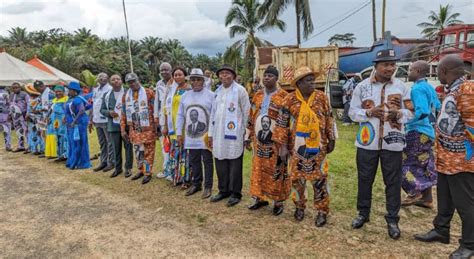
[0,49,472,258]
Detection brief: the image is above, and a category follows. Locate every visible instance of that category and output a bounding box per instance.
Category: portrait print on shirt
[256,115,273,144]
[185,105,208,139]
[437,96,465,137]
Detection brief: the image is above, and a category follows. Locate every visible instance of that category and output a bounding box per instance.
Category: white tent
[27,56,79,83]
[0,51,60,86]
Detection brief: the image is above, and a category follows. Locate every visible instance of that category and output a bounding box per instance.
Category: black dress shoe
[387,223,401,240]
[414,229,450,244]
[227,197,241,207]
[102,165,115,172]
[185,186,201,196]
[38,154,46,158]
[294,208,305,221]
[131,172,144,181]
[201,188,212,199]
[33,151,41,155]
[449,246,474,259]
[272,205,284,216]
[351,215,369,229]
[124,170,132,178]
[12,148,25,153]
[23,150,30,154]
[110,170,122,178]
[315,212,327,227]
[210,192,231,203]
[142,175,152,184]
[93,164,107,172]
[54,157,67,162]
[248,199,269,210]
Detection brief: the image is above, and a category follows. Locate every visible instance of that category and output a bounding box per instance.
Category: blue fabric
[405,79,441,139]
[50,98,68,158]
[65,96,91,169]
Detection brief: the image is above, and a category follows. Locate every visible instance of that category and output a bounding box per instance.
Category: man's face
[437,65,448,85]
[375,61,396,81]
[190,77,204,92]
[190,110,198,122]
[263,73,277,89]
[204,71,212,78]
[236,76,242,84]
[408,65,419,82]
[11,84,21,94]
[160,66,172,81]
[445,101,458,117]
[35,84,46,93]
[98,75,108,86]
[219,70,234,86]
[297,74,316,96]
[110,76,122,89]
[128,80,140,91]
[261,116,270,131]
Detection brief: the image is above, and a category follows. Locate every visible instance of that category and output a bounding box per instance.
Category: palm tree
[328,33,356,46]
[260,0,313,46]
[4,27,32,47]
[40,43,79,75]
[417,4,463,39]
[223,46,242,72]
[166,47,192,68]
[225,0,285,72]
[74,27,99,44]
[140,37,164,79]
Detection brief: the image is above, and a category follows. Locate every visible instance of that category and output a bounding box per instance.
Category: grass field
[0,121,461,257]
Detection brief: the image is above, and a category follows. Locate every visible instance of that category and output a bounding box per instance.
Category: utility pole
[122,0,134,73]
[372,0,377,41]
[381,0,386,38]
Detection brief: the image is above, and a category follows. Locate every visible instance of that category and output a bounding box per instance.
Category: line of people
[0,50,472,258]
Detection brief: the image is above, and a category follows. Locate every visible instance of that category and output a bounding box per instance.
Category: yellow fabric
[295,89,321,151]
[170,89,184,140]
[52,96,68,104]
[44,134,57,157]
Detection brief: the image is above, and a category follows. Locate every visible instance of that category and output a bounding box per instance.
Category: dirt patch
[0,151,461,258]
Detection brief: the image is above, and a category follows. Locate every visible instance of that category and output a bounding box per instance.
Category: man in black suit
[187,109,206,138]
[257,115,272,144]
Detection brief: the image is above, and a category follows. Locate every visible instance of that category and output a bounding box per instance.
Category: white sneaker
[166,175,173,182]
[156,172,166,178]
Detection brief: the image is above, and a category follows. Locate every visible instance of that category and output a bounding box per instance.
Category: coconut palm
[225,0,285,72]
[166,47,192,68]
[328,33,356,46]
[140,36,164,78]
[417,4,463,39]
[4,27,32,47]
[260,0,313,46]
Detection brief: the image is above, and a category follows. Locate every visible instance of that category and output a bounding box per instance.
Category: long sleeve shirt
[349,76,413,152]
[209,82,250,160]
[435,78,474,175]
[405,78,441,139]
[176,88,215,149]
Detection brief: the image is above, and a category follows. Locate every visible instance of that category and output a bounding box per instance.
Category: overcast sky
[1,0,473,55]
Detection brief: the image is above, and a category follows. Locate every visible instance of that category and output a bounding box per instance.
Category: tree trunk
[296,0,301,47]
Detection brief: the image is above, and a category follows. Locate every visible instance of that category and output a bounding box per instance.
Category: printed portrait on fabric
[255,114,274,145]
[186,105,208,139]
[437,96,464,136]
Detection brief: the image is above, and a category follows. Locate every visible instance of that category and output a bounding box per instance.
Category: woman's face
[68,89,78,97]
[55,90,64,98]
[173,69,186,84]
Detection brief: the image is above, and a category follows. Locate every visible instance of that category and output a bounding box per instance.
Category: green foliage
[417,4,463,39]
[328,33,356,47]
[81,70,97,87]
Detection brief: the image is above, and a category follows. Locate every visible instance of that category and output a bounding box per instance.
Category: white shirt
[92,83,112,124]
[349,77,413,151]
[209,82,250,159]
[176,88,215,149]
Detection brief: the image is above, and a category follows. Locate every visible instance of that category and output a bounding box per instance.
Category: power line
[302,0,372,44]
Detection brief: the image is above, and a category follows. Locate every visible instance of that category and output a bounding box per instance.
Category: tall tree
[225,0,285,72]
[4,27,32,47]
[259,0,313,46]
[417,4,463,39]
[140,36,164,79]
[328,33,356,47]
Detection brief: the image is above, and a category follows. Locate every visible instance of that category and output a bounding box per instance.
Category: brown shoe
[201,188,212,199]
[401,193,422,207]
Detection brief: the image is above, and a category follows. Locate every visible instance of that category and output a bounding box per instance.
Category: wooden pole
[381,0,386,38]
[122,0,134,73]
[372,0,377,41]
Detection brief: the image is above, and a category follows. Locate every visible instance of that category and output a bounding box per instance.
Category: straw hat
[290,66,320,88]
[188,68,206,79]
[25,83,40,96]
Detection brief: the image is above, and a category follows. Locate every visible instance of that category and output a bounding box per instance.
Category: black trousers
[110,131,133,173]
[214,153,243,199]
[189,149,214,189]
[356,148,402,224]
[434,172,474,250]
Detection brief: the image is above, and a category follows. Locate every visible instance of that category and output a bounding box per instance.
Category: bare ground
[0,150,461,258]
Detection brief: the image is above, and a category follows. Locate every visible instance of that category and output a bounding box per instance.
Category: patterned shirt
[435,78,474,175]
